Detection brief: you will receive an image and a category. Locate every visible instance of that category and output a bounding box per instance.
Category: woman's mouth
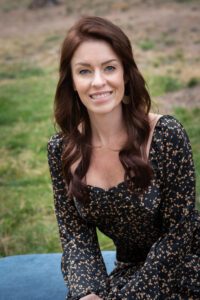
[90,91,113,100]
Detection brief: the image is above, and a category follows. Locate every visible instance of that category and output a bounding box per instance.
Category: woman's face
[71,39,125,116]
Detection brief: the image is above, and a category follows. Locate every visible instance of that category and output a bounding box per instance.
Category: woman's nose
[91,70,106,87]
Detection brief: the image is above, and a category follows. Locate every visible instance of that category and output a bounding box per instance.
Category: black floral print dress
[47,115,200,300]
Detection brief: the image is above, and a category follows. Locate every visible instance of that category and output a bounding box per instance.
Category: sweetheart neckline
[86,114,169,193]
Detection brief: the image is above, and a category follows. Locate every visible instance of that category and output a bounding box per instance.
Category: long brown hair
[54,16,153,201]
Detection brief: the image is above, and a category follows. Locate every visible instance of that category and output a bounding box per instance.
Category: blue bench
[0,251,116,300]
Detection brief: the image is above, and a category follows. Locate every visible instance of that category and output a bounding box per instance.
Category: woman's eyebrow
[102,59,119,65]
[75,59,119,66]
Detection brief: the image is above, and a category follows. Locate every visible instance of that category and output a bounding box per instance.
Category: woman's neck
[88,107,127,148]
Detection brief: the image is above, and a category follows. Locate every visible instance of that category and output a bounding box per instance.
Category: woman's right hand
[80,293,102,300]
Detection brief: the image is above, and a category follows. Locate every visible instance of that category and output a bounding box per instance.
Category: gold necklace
[86,143,122,152]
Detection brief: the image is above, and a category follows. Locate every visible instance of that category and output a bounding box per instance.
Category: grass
[0,63,45,80]
[138,39,156,51]
[0,70,57,256]
[0,62,199,257]
[146,74,183,97]
[187,77,200,88]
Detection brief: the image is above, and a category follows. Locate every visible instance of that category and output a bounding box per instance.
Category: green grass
[187,77,200,88]
[0,65,199,257]
[45,34,62,44]
[146,75,183,97]
[0,71,56,256]
[138,39,156,51]
[0,64,45,80]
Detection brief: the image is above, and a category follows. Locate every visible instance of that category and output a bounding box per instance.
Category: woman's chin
[88,101,122,116]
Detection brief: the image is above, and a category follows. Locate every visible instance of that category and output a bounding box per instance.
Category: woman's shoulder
[157,115,185,135]
[153,114,191,149]
[157,114,183,127]
[150,113,183,129]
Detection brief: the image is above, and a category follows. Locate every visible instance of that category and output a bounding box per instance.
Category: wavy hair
[54,16,153,201]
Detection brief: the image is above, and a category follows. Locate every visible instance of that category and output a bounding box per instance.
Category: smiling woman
[47,16,200,300]
[71,40,125,116]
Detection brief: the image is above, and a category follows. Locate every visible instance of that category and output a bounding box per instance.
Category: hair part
[54,16,153,201]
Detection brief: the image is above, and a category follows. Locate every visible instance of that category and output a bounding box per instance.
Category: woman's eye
[79,69,91,75]
[105,65,116,72]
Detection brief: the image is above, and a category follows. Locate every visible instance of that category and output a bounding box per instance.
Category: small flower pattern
[48,115,200,300]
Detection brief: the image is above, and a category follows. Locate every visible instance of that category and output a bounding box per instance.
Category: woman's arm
[107,116,197,299]
[47,134,109,300]
[160,116,195,231]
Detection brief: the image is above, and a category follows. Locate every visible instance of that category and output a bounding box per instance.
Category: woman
[48,16,200,300]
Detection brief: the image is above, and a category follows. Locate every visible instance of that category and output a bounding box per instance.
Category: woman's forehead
[71,39,121,66]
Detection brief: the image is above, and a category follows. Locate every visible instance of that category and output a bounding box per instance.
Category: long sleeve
[107,116,200,299]
[47,134,109,300]
[160,116,195,231]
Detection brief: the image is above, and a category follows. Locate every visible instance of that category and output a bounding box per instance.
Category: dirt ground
[0,0,199,113]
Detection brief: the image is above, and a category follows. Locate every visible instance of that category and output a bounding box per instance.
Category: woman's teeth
[90,92,112,99]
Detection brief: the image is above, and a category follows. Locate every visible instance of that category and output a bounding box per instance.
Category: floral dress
[47,115,200,300]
